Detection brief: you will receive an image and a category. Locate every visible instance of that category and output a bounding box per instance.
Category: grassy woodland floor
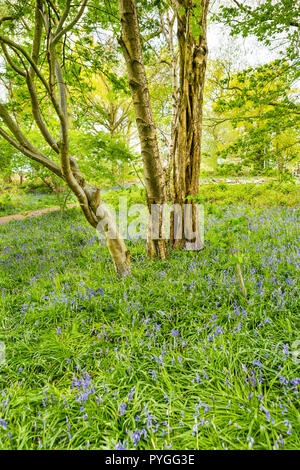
[0,183,299,450]
[1,179,298,218]
[0,191,77,217]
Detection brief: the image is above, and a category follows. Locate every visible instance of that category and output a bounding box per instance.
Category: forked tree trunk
[69,159,131,276]
[0,0,131,277]
[118,0,167,260]
[170,0,209,250]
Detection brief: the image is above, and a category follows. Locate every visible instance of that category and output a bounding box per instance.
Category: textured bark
[118,0,167,260]
[94,197,131,276]
[158,9,178,202]
[170,0,209,250]
[69,160,131,276]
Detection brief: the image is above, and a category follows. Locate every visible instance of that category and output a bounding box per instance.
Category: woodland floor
[0,200,299,450]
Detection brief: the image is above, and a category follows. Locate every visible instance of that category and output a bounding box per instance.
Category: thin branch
[0,43,26,77]
[52,0,88,45]
[54,0,71,35]
[0,33,52,96]
[0,122,62,179]
[0,16,13,24]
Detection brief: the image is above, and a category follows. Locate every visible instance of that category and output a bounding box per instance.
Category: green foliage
[193,181,300,207]
[211,60,299,171]
[0,189,76,217]
[214,0,299,60]
[0,140,28,180]
[70,131,138,186]
[102,184,145,207]
[0,189,18,212]
[209,1,299,173]
[214,163,245,177]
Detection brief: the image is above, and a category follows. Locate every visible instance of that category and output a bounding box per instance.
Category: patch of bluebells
[71,371,96,404]
[0,205,299,449]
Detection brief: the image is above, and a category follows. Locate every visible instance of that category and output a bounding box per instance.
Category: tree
[211,0,300,174]
[118,0,168,260]
[169,0,209,249]
[118,0,209,253]
[0,0,130,276]
[215,0,299,61]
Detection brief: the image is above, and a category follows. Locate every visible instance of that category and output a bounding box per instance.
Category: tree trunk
[118,0,167,260]
[170,0,209,250]
[159,9,179,203]
[68,159,131,276]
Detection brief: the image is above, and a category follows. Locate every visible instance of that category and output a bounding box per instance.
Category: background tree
[209,0,299,176]
[208,60,300,174]
[215,0,299,61]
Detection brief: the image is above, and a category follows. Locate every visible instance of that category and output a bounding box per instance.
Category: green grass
[0,190,77,217]
[0,202,299,450]
[195,181,300,207]
[0,180,298,220]
[102,180,300,209]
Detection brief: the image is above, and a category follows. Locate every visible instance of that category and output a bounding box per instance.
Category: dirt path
[0,204,78,225]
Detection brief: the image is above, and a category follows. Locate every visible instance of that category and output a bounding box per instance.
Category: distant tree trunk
[118,0,167,260]
[2,173,12,185]
[170,0,209,250]
[255,149,265,172]
[276,141,285,181]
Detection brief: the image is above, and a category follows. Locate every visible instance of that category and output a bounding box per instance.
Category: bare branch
[0,16,14,25]
[0,33,51,95]
[54,0,71,35]
[26,73,60,152]
[52,0,88,45]
[0,42,26,77]
[30,0,44,75]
